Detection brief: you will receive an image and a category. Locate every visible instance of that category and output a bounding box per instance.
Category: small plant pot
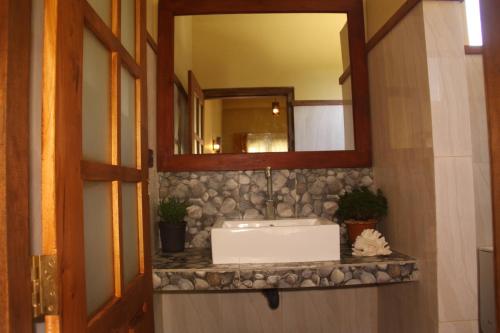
[345,219,377,244]
[159,222,186,253]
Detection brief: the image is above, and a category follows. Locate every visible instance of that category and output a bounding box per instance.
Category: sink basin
[211,218,340,264]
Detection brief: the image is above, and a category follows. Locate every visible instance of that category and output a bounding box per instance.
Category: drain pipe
[262,288,280,310]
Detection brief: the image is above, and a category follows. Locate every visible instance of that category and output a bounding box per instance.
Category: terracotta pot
[159,222,186,253]
[345,219,377,244]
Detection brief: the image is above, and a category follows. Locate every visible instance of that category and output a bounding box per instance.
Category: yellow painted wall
[363,0,406,40]
[221,97,288,153]
[185,14,347,101]
[203,99,223,154]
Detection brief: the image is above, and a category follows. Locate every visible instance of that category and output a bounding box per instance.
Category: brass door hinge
[31,255,58,319]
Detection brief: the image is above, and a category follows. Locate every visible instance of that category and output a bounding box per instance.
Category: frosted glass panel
[83,182,114,315]
[294,105,347,151]
[87,0,111,26]
[121,0,136,57]
[121,67,137,167]
[83,29,111,163]
[121,183,139,286]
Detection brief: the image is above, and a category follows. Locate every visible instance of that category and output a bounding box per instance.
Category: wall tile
[439,320,479,333]
[295,168,373,219]
[238,169,297,220]
[160,293,223,333]
[465,56,493,248]
[369,3,439,333]
[435,156,478,322]
[424,1,472,158]
[282,288,378,333]
[465,57,490,164]
[473,163,493,247]
[157,288,378,333]
[427,57,473,157]
[221,291,284,333]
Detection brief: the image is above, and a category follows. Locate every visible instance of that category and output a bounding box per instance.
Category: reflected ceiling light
[212,137,221,153]
[272,101,280,115]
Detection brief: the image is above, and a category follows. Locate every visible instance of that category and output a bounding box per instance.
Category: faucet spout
[265,167,275,220]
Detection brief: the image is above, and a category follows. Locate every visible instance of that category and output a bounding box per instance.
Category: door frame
[479,0,500,325]
[1,0,155,332]
[0,0,33,332]
[41,0,154,331]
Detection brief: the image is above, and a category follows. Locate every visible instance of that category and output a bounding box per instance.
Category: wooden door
[41,0,154,332]
[0,0,33,332]
[188,70,205,154]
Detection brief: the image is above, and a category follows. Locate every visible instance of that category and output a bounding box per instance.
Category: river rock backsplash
[158,168,373,249]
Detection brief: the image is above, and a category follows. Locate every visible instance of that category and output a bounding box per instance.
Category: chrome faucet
[265,166,276,220]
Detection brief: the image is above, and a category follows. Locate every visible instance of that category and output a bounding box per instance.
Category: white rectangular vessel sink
[211,218,340,264]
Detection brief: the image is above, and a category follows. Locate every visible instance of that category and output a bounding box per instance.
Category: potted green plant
[335,187,388,244]
[158,197,189,253]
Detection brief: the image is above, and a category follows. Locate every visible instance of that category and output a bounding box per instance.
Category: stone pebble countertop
[153,248,418,291]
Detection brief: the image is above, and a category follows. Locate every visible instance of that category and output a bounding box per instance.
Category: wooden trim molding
[0,0,33,331]
[83,1,142,79]
[366,0,421,52]
[146,32,158,53]
[42,0,87,329]
[157,0,371,171]
[293,100,346,106]
[203,86,295,99]
[465,45,483,55]
[366,0,463,52]
[81,161,143,182]
[174,74,188,98]
[339,65,351,85]
[159,150,371,172]
[479,0,500,325]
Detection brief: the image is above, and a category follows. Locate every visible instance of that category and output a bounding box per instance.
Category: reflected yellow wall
[363,0,406,40]
[155,2,408,91]
[185,14,347,100]
[203,100,223,154]
[221,97,288,153]
[146,0,158,41]
[174,16,193,91]
[340,23,350,71]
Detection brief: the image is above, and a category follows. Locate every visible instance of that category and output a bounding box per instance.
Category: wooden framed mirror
[157,0,370,171]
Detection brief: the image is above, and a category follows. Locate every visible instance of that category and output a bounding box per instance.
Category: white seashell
[352,229,392,257]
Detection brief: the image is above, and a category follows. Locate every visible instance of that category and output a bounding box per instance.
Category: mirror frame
[157,0,371,171]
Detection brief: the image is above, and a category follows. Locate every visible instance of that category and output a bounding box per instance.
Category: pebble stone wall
[158,168,374,248]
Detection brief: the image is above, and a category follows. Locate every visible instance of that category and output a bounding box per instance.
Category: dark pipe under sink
[262,288,280,310]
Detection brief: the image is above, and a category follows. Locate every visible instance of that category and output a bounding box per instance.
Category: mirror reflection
[173,13,354,155]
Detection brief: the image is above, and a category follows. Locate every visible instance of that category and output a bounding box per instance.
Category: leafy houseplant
[158,198,189,253]
[335,187,388,244]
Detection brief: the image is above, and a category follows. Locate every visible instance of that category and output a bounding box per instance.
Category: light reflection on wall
[465,0,483,46]
[247,133,288,153]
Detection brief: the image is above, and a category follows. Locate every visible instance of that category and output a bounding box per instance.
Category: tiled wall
[424,2,479,331]
[371,2,481,333]
[369,3,439,333]
[158,168,373,248]
[154,288,378,333]
[465,55,493,248]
